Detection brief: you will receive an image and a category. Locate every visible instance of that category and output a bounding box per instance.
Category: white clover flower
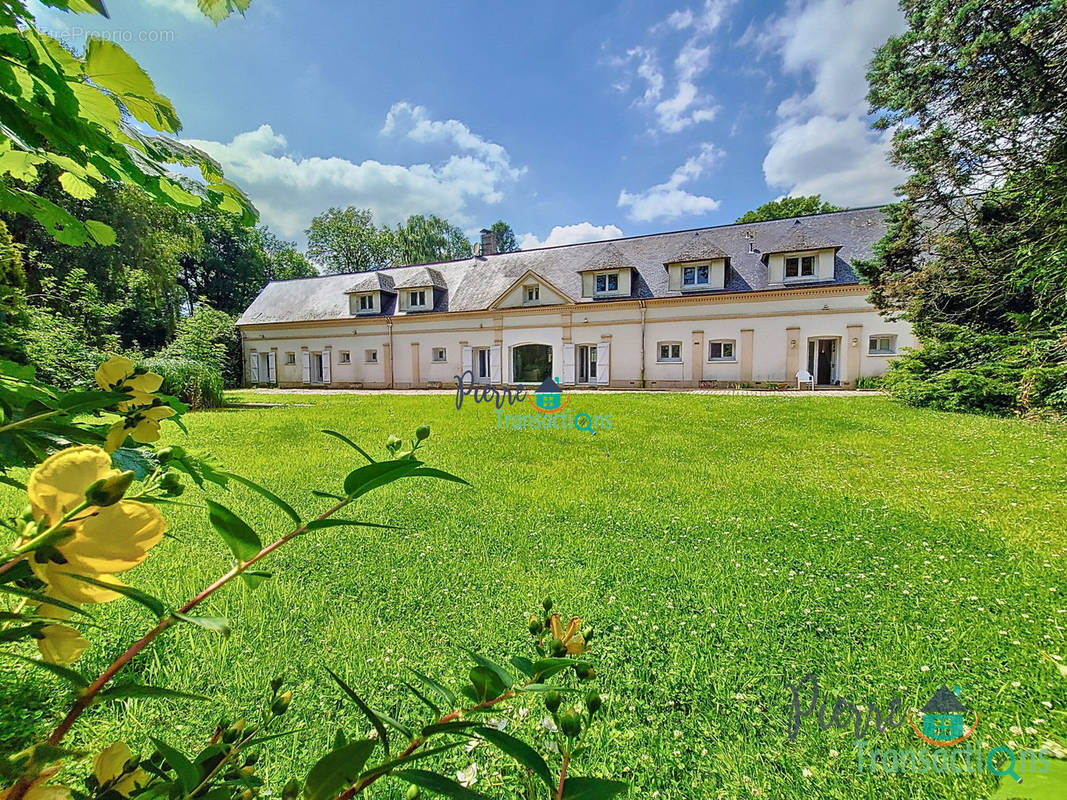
[456,763,478,788]
[541,716,558,733]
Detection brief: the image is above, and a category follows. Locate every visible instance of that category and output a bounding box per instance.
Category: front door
[311,353,324,383]
[807,339,838,385]
[474,347,491,382]
[577,345,597,384]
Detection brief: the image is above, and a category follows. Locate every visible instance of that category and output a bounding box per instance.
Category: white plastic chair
[796,369,814,390]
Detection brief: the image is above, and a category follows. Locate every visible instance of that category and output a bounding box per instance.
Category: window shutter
[322,350,332,384]
[596,342,610,386]
[301,351,311,383]
[489,345,501,384]
[249,352,259,383]
[561,343,576,385]
[267,351,277,384]
[668,265,681,291]
[461,346,473,375]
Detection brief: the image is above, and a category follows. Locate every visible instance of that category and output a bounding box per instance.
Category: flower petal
[105,422,129,453]
[549,613,563,641]
[129,417,162,444]
[27,446,113,524]
[93,743,133,787]
[62,501,166,574]
[30,562,123,604]
[95,357,134,391]
[37,623,89,665]
[128,372,163,394]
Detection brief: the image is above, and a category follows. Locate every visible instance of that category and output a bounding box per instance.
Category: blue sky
[34,0,907,250]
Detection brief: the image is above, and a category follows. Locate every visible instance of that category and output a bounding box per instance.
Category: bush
[142,356,224,408]
[854,376,884,390]
[162,304,242,387]
[21,307,112,388]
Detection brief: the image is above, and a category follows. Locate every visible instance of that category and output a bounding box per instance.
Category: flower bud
[20,504,34,522]
[559,709,582,738]
[585,690,602,716]
[282,779,300,800]
[271,691,293,716]
[542,597,553,612]
[405,786,421,800]
[527,615,543,636]
[573,663,596,681]
[240,766,255,778]
[581,625,594,643]
[544,690,562,714]
[156,447,174,463]
[270,674,284,694]
[85,470,136,507]
[415,425,430,441]
[240,789,255,800]
[222,719,246,743]
[244,753,259,766]
[545,637,565,657]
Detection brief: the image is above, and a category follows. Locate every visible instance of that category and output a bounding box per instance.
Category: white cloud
[615,0,732,133]
[761,0,907,204]
[519,223,624,250]
[185,109,523,239]
[143,0,206,23]
[617,143,722,222]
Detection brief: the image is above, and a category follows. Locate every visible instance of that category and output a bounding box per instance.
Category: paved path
[236,388,881,398]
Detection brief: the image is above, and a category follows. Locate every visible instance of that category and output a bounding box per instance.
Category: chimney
[479,228,498,256]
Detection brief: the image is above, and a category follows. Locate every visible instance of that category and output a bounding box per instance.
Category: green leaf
[83,39,179,132]
[326,668,390,758]
[560,777,629,800]
[0,559,32,584]
[205,499,262,562]
[97,684,211,704]
[394,769,490,800]
[110,447,154,480]
[219,471,301,525]
[149,736,201,794]
[468,666,505,703]
[419,720,481,737]
[0,584,92,617]
[197,0,252,24]
[460,648,514,689]
[342,459,421,499]
[65,574,165,617]
[473,727,552,790]
[58,171,95,199]
[356,741,464,784]
[408,667,457,708]
[407,467,470,486]
[240,570,272,589]
[84,219,116,245]
[0,652,88,686]
[321,429,375,463]
[530,658,574,681]
[402,681,441,718]
[303,519,398,532]
[509,656,535,678]
[172,612,231,637]
[303,739,376,800]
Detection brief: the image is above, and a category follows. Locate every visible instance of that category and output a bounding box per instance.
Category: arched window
[512,344,553,383]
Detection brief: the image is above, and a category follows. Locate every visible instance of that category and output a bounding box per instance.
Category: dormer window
[408,289,428,309]
[785,255,816,279]
[350,292,378,315]
[682,264,710,288]
[595,272,619,294]
[359,294,373,311]
[524,285,540,303]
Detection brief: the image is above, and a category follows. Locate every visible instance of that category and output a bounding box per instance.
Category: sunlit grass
[3,393,1066,799]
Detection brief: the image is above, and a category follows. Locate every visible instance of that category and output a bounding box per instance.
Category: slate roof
[760,219,843,258]
[237,207,887,326]
[345,272,395,294]
[668,233,729,263]
[921,686,969,714]
[577,242,634,273]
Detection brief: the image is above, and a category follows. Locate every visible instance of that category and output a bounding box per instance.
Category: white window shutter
[489,345,501,384]
[461,346,473,375]
[562,343,576,385]
[596,342,610,385]
[267,351,276,383]
[249,352,259,383]
[322,350,332,384]
[301,351,311,383]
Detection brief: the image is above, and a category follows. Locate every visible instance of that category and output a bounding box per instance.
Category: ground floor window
[285,352,296,365]
[431,347,447,362]
[513,344,552,383]
[339,350,351,364]
[708,340,735,361]
[869,335,897,355]
[576,344,597,383]
[657,342,682,362]
[365,349,378,364]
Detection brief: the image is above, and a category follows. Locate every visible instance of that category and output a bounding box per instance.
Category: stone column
[785,326,800,382]
[411,342,420,387]
[691,330,704,387]
[845,324,863,387]
[739,329,754,383]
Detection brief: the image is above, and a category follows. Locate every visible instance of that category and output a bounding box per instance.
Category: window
[785,254,817,279]
[682,264,710,287]
[708,340,736,361]
[408,290,427,309]
[365,349,378,364]
[869,335,897,355]
[524,285,540,303]
[657,342,682,363]
[359,294,373,310]
[513,344,553,382]
[431,347,447,363]
[594,272,619,293]
[285,352,296,365]
[339,351,351,364]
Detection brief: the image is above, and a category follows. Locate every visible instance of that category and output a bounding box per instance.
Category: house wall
[241,286,916,389]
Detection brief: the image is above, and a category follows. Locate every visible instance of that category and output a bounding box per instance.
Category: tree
[489,220,519,252]
[0,220,28,361]
[306,207,396,274]
[0,1,255,248]
[393,214,470,265]
[735,196,845,223]
[257,228,316,281]
[162,302,242,387]
[861,0,1067,414]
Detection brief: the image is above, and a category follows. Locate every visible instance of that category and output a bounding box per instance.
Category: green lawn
[4,393,1067,799]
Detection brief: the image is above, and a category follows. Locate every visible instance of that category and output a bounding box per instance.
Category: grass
[3,392,1067,799]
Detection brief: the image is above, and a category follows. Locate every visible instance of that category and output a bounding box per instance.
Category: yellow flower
[95,356,164,410]
[93,743,147,797]
[549,614,588,655]
[36,623,89,665]
[24,446,166,604]
[0,772,71,800]
[104,405,176,452]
